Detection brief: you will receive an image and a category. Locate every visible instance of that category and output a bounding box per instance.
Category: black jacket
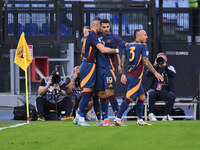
[145,64,176,93]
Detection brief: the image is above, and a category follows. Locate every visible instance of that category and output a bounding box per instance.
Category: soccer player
[93,19,127,126]
[114,29,164,126]
[73,17,119,126]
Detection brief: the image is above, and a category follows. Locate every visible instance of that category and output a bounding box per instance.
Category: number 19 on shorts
[106,77,113,83]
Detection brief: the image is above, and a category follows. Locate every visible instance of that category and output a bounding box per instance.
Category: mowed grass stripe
[0,121,200,150]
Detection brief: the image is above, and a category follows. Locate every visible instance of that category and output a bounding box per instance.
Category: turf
[0,121,200,150]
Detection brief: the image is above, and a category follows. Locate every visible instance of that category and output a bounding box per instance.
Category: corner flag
[14,32,32,71]
[14,32,32,123]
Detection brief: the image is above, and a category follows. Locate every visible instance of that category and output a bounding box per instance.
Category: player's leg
[137,88,151,126]
[98,91,110,126]
[77,88,93,126]
[105,69,118,116]
[74,62,96,126]
[106,89,119,116]
[93,95,101,121]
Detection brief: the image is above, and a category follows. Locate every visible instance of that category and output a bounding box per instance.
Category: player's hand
[121,74,127,84]
[154,72,164,82]
[118,66,122,74]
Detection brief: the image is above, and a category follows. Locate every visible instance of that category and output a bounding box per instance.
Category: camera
[156,57,164,65]
[52,71,61,84]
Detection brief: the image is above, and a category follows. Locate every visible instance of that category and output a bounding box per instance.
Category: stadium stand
[24,23,39,35]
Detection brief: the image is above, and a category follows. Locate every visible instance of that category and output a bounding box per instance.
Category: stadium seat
[60,24,72,36]
[24,23,39,35]
[8,23,23,35]
[112,14,129,34]
[42,23,50,35]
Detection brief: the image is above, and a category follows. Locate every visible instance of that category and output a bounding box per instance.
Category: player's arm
[96,43,119,54]
[120,55,127,84]
[113,34,128,49]
[143,57,164,82]
[115,54,121,74]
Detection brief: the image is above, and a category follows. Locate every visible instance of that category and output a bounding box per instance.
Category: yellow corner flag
[14,32,32,71]
[14,32,32,123]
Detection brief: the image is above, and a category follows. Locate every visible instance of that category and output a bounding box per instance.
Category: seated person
[36,70,73,121]
[145,52,176,121]
[65,66,93,118]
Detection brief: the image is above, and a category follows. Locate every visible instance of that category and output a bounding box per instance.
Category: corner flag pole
[14,32,32,123]
[23,45,30,124]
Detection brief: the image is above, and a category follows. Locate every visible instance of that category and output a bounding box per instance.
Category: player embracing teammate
[74,17,163,126]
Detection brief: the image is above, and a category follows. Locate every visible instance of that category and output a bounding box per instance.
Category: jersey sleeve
[114,35,127,49]
[90,31,102,46]
[122,46,127,56]
[142,44,149,57]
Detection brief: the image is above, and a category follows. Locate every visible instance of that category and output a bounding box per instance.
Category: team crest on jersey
[107,39,111,43]
[17,46,24,58]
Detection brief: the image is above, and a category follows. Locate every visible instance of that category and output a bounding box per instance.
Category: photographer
[145,52,176,121]
[36,70,73,121]
[65,66,93,117]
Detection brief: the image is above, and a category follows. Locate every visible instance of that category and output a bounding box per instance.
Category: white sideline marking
[0,123,27,131]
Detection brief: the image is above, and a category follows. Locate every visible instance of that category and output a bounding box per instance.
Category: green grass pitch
[0,120,200,150]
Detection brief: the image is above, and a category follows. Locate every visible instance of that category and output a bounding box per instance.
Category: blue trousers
[148,89,176,115]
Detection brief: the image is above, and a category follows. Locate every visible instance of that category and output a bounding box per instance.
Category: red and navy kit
[122,40,149,98]
[95,33,126,91]
[97,33,126,69]
[80,30,102,88]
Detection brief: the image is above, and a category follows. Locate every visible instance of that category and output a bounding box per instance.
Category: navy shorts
[126,76,144,98]
[94,66,116,91]
[80,62,96,88]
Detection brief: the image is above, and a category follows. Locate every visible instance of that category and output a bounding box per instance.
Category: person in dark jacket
[145,52,176,121]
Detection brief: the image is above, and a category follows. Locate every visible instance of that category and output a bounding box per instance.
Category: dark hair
[133,29,143,40]
[92,17,102,22]
[100,19,110,24]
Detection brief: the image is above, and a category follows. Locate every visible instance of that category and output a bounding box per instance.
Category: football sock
[100,98,108,120]
[108,95,118,116]
[78,92,93,118]
[93,96,101,120]
[136,100,144,119]
[117,98,131,119]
